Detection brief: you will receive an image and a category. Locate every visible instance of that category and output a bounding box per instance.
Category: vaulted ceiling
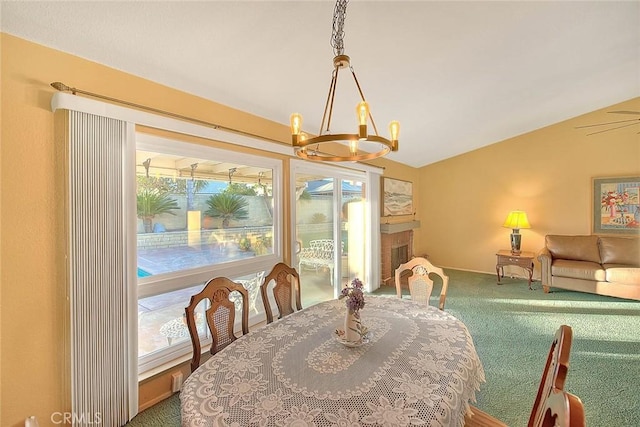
[2,1,638,167]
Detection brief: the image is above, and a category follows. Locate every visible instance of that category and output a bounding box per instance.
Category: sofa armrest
[537,247,552,291]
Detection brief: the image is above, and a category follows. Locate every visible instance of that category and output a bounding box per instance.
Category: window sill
[138,319,267,383]
[138,352,192,383]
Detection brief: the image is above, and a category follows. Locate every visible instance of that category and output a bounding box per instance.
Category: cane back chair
[260,262,302,324]
[185,277,249,372]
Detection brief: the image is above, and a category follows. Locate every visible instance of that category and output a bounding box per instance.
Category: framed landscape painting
[592,176,640,235]
[383,177,413,216]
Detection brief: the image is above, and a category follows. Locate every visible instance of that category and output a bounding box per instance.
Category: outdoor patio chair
[464,324,585,427]
[184,277,249,373]
[260,262,302,324]
[228,271,265,314]
[395,257,449,310]
[298,239,343,285]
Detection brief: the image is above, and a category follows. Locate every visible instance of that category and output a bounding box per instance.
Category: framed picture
[592,176,640,235]
[383,177,413,216]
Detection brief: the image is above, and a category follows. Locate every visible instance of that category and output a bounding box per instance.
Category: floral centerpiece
[340,277,365,313]
[336,278,368,344]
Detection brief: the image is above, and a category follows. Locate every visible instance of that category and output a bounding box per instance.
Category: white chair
[298,239,343,285]
[229,271,265,314]
[395,257,449,310]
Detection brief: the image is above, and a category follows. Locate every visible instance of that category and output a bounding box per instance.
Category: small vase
[344,309,362,343]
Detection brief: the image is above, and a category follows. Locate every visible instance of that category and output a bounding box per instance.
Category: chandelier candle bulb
[290,113,303,143]
[357,101,369,139]
[390,120,400,142]
[350,140,358,155]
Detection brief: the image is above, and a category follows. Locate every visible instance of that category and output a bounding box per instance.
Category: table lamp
[503,210,531,255]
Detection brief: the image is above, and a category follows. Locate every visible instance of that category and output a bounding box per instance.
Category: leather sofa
[537,234,640,300]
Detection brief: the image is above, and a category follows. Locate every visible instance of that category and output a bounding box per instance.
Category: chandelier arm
[350,66,380,136]
[320,68,339,135]
[326,66,342,133]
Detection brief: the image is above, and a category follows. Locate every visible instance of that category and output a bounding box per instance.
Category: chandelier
[290,0,399,162]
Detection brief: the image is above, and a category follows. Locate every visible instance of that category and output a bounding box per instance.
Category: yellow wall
[415,98,640,276]
[0,33,412,426]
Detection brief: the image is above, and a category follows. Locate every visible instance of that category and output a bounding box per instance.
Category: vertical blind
[68,110,136,426]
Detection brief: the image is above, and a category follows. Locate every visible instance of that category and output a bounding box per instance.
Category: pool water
[137,267,152,278]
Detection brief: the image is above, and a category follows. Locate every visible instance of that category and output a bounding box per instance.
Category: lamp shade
[502,211,531,230]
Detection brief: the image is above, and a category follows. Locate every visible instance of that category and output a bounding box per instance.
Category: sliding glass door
[291,161,369,307]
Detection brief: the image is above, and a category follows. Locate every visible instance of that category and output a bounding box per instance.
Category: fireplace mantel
[380,220,420,234]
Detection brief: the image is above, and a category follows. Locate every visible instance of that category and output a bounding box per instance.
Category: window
[136,133,282,372]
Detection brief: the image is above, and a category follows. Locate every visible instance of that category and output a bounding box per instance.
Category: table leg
[527,264,533,290]
[496,265,503,285]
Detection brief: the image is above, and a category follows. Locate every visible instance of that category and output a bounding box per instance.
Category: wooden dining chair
[537,388,585,427]
[464,325,585,427]
[185,277,249,373]
[395,257,449,310]
[260,262,302,324]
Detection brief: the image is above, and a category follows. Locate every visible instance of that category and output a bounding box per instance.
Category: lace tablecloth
[180,295,485,427]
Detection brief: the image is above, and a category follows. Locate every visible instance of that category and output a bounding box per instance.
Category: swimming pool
[137,267,152,278]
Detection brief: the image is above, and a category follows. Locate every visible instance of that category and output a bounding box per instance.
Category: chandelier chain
[331,0,349,56]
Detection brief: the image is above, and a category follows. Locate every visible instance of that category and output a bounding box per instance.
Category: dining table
[180,294,485,426]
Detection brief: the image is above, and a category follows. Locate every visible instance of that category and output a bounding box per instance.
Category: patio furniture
[159,315,190,346]
[298,239,343,285]
[228,271,265,314]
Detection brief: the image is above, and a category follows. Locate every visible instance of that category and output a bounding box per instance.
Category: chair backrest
[394,257,449,310]
[536,389,585,427]
[185,277,249,373]
[260,262,302,324]
[466,325,583,427]
[528,325,575,427]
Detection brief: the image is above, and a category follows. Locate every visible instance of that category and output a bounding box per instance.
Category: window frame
[136,133,283,373]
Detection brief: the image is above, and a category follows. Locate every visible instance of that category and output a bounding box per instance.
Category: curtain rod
[50,82,286,146]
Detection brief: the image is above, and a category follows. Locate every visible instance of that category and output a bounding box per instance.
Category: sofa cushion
[546,235,601,263]
[551,259,606,281]
[604,264,640,286]
[599,237,640,266]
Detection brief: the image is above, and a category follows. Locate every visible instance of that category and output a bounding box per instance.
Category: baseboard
[443,266,493,275]
[139,390,176,412]
[444,266,540,282]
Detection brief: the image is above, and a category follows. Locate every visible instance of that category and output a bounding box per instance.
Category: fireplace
[380,221,420,286]
[391,245,409,277]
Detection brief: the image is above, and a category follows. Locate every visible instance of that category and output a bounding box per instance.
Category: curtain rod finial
[51,82,73,92]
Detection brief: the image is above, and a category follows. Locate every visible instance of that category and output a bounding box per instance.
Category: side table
[496,250,535,289]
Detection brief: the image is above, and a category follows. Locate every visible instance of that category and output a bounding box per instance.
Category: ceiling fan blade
[608,110,640,115]
[576,118,640,128]
[586,121,640,136]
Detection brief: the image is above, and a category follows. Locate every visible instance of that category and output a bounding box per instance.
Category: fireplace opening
[391,244,409,283]
[381,230,413,286]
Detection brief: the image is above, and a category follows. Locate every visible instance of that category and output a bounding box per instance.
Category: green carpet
[126,269,640,426]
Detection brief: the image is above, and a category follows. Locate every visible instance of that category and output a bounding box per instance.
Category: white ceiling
[2,1,639,168]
